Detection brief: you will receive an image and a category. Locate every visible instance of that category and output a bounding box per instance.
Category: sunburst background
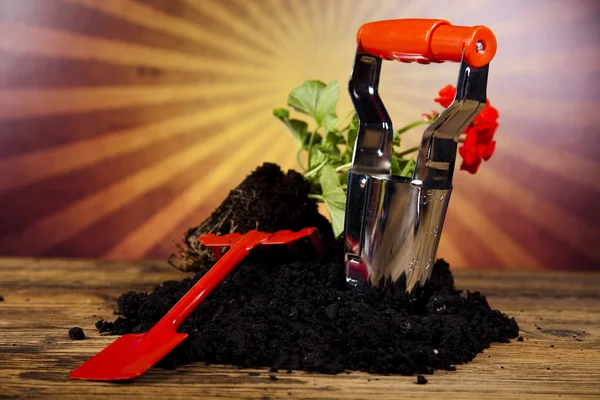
[0,0,599,269]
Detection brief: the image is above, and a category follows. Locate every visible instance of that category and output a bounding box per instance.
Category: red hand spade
[70,228,323,381]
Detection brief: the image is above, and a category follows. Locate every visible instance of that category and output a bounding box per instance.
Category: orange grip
[356,19,497,68]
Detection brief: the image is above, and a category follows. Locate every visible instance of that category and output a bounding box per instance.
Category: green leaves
[319,165,347,237]
[288,80,325,118]
[317,83,340,131]
[288,80,339,130]
[344,115,359,163]
[401,158,416,177]
[391,156,402,176]
[392,128,401,147]
[273,79,425,239]
[322,114,338,134]
[392,157,416,177]
[308,146,326,168]
[272,108,309,145]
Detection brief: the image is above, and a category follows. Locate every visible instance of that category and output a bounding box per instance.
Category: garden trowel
[344,19,497,292]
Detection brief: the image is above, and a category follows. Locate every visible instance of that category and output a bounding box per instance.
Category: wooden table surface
[0,257,599,399]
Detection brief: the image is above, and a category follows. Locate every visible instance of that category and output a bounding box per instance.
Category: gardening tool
[70,228,323,381]
[344,19,496,292]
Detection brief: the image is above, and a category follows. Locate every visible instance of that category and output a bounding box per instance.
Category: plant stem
[396,146,420,157]
[308,194,324,201]
[336,109,355,130]
[304,160,327,178]
[396,119,428,135]
[335,162,353,172]
[296,147,306,171]
[306,129,317,169]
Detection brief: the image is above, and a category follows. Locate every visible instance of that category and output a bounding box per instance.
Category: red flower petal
[472,121,498,144]
[458,127,483,174]
[434,85,456,108]
[458,137,479,165]
[476,144,487,159]
[458,145,470,163]
[482,141,496,161]
[464,127,478,146]
[460,159,481,174]
[479,104,499,121]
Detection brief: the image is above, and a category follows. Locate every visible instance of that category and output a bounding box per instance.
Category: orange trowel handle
[356,19,497,68]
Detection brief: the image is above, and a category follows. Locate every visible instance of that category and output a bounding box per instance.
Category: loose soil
[96,163,519,375]
[68,327,85,340]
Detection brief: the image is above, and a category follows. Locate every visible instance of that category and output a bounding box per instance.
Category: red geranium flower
[434,84,456,108]
[434,85,499,174]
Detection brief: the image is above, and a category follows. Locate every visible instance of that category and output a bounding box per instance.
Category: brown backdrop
[1,0,599,269]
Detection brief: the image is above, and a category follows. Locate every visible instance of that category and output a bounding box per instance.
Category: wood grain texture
[0,258,599,399]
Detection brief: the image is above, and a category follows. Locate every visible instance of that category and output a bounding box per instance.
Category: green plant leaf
[325,130,345,146]
[399,158,415,178]
[273,108,289,119]
[310,179,321,195]
[395,157,408,169]
[317,81,339,128]
[288,80,326,119]
[303,132,323,148]
[322,130,345,159]
[303,132,323,149]
[319,165,347,237]
[391,156,416,177]
[287,80,339,129]
[338,169,350,188]
[341,152,352,164]
[322,114,338,133]
[309,147,326,168]
[391,156,401,176]
[289,120,309,144]
[392,129,401,147]
[273,108,309,145]
[346,116,359,154]
[317,145,342,162]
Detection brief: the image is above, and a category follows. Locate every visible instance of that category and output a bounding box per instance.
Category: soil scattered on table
[68,327,85,340]
[96,163,519,375]
[416,375,428,384]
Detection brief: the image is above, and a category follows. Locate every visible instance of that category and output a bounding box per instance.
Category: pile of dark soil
[96,163,519,375]
[171,163,334,272]
[98,245,518,375]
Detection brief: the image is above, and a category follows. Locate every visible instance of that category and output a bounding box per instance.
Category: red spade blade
[70,331,188,381]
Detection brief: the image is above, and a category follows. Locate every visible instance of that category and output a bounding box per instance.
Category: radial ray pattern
[0,0,599,269]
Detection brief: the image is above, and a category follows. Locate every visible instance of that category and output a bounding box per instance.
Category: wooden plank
[0,257,599,399]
